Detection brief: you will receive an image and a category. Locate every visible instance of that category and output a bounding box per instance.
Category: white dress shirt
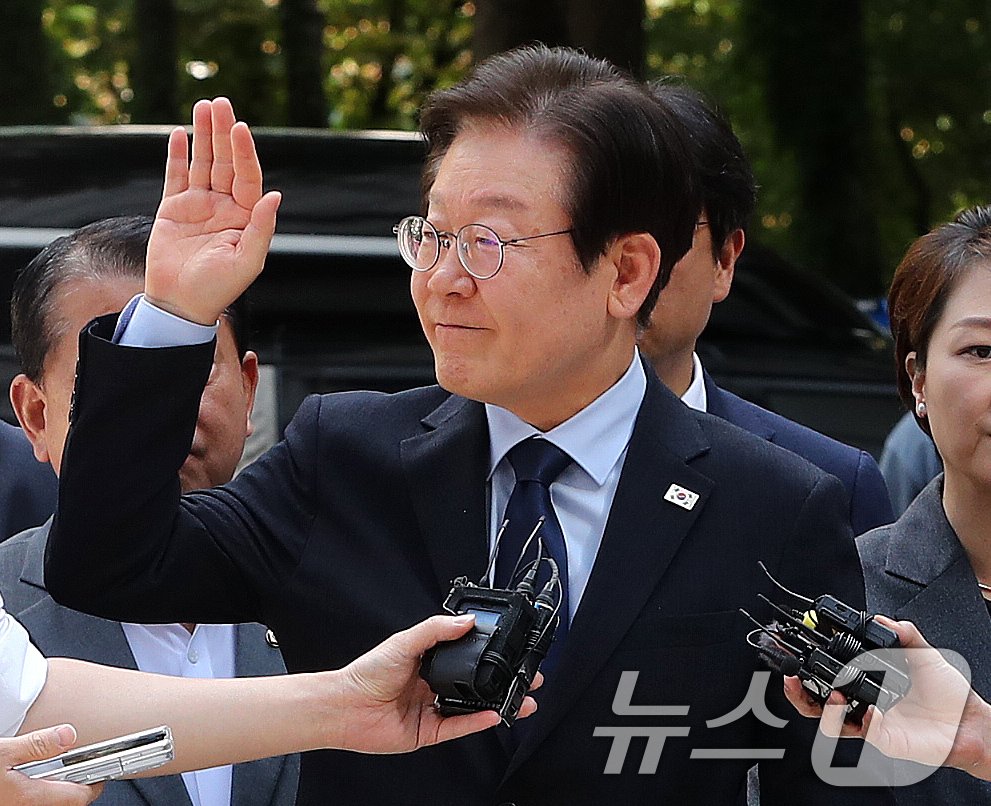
[681,352,708,413]
[485,353,647,622]
[122,622,235,806]
[0,594,47,736]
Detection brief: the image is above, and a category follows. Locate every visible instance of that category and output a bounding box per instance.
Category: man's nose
[426,238,476,295]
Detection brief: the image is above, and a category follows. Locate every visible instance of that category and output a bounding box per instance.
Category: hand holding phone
[13,726,174,784]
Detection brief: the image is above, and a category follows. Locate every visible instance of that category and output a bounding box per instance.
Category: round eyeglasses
[393,216,574,280]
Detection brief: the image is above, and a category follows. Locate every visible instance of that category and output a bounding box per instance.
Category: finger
[875,616,930,650]
[432,709,501,745]
[210,97,236,194]
[231,121,264,208]
[162,127,189,199]
[234,191,282,283]
[20,779,104,805]
[782,676,822,718]
[0,724,77,766]
[517,695,538,719]
[859,703,877,737]
[819,692,850,738]
[530,671,544,692]
[395,614,476,659]
[188,99,214,188]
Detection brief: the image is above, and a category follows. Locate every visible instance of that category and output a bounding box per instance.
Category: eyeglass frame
[392,215,575,280]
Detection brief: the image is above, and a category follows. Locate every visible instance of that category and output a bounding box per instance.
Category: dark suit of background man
[639,82,893,538]
[45,49,891,805]
[0,217,298,806]
[0,420,56,540]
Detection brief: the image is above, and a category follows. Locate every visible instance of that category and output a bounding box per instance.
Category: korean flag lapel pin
[664,483,699,511]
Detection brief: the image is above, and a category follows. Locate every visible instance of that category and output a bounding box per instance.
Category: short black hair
[419,45,700,328]
[11,215,250,382]
[650,81,757,259]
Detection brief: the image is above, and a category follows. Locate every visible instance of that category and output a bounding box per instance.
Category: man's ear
[605,232,661,321]
[240,350,260,437]
[713,228,745,304]
[9,374,52,464]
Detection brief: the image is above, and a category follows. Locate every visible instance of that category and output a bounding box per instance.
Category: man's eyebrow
[427,191,532,213]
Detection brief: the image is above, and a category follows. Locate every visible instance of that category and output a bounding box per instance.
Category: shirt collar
[680,352,707,413]
[485,351,647,486]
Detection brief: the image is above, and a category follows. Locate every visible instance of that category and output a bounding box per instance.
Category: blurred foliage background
[0,0,989,294]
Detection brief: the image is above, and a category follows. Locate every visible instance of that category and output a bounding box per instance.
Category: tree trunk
[279,0,329,127]
[0,0,64,124]
[473,0,644,77]
[131,0,179,123]
[565,0,644,78]
[743,1,884,295]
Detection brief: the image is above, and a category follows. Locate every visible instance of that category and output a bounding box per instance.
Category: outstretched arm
[21,615,529,774]
[784,617,991,779]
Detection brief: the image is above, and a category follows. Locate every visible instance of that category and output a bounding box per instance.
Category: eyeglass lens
[396,217,504,279]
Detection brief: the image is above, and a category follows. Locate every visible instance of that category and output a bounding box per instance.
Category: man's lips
[435,322,484,331]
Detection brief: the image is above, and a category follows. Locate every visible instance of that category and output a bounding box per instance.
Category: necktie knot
[507,437,572,486]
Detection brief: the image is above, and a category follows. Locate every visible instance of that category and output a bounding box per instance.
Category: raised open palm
[145,98,281,325]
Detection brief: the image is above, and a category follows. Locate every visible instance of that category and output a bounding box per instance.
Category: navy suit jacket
[858,477,991,804]
[44,318,892,806]
[0,420,57,540]
[0,521,299,806]
[704,373,893,535]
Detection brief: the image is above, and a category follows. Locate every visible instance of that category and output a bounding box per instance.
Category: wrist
[144,294,218,328]
[308,670,349,752]
[950,694,991,779]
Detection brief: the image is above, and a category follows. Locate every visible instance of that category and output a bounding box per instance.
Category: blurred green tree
[643,0,991,289]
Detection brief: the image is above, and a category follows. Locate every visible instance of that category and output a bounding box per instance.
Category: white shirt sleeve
[0,594,48,737]
[115,294,217,348]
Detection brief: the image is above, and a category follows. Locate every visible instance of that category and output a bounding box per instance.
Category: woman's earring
[916,401,927,417]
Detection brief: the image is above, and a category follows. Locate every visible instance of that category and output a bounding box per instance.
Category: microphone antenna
[481,519,510,586]
[758,561,814,606]
[508,517,545,586]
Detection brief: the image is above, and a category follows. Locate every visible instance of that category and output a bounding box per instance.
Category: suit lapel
[882,479,991,698]
[895,561,991,698]
[231,623,291,806]
[129,774,194,806]
[503,371,714,778]
[703,371,775,441]
[883,478,958,588]
[19,519,53,590]
[400,395,490,595]
[400,395,513,758]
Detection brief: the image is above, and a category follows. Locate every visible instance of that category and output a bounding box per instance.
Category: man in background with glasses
[45,46,888,805]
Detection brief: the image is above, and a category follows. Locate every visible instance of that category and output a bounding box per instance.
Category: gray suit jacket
[0,520,299,806]
[858,476,991,803]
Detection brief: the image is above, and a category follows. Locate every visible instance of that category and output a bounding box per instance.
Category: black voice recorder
[420,519,562,726]
[743,562,910,721]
